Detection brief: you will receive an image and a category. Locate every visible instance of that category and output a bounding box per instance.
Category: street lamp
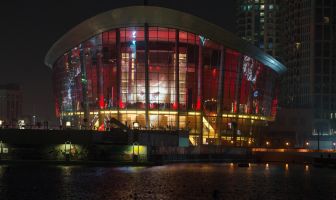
[0,120,3,126]
[285,142,290,147]
[266,141,270,147]
[305,142,310,148]
[333,142,336,150]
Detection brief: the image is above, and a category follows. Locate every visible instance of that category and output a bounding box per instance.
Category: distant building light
[66,121,71,127]
[133,122,140,129]
[0,120,2,126]
[323,17,330,24]
[266,141,270,146]
[18,120,25,129]
[306,142,310,146]
[285,142,289,146]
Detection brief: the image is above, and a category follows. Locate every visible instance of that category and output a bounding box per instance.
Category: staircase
[202,110,218,145]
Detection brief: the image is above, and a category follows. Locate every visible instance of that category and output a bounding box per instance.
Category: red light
[119,100,124,109]
[212,68,217,77]
[234,101,237,113]
[196,98,201,110]
[98,124,105,131]
[173,102,178,110]
[99,95,104,109]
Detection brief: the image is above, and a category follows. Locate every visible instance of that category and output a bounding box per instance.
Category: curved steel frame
[44,6,286,74]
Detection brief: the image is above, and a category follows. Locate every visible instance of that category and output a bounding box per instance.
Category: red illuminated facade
[46,6,286,145]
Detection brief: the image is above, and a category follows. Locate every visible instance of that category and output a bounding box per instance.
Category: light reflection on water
[0,163,335,199]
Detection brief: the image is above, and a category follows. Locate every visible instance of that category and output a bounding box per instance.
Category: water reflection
[115,166,146,173]
[0,163,335,199]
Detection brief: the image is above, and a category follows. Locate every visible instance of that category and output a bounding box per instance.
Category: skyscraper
[236,0,282,60]
[237,0,336,138]
[281,0,336,136]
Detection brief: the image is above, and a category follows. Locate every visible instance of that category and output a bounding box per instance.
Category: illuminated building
[237,0,336,141]
[280,0,336,137]
[45,6,286,145]
[236,0,282,61]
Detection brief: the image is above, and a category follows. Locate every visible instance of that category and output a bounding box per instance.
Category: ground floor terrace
[61,109,274,146]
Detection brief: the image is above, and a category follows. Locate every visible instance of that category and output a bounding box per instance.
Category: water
[0,163,335,200]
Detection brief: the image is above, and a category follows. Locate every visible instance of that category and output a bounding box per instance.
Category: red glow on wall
[99,95,104,109]
[173,102,178,110]
[196,98,201,110]
[119,100,124,109]
[98,123,105,131]
[212,68,217,77]
[234,101,237,113]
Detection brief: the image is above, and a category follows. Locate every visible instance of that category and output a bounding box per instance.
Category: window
[323,17,330,24]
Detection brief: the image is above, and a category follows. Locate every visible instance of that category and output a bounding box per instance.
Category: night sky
[0,1,235,125]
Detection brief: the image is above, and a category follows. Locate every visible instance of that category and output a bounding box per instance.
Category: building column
[97,52,104,128]
[116,29,121,121]
[80,45,90,129]
[198,39,203,145]
[216,46,226,143]
[233,54,243,144]
[144,23,150,129]
[175,29,180,129]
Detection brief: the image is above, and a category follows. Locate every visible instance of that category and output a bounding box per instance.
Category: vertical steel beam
[80,45,90,129]
[233,54,243,144]
[216,46,226,143]
[175,29,180,129]
[116,29,121,121]
[198,40,203,145]
[144,23,150,128]
[97,52,104,128]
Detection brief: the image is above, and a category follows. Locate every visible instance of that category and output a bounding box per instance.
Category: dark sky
[0,0,235,125]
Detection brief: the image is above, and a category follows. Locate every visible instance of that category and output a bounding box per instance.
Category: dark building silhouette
[0,84,22,125]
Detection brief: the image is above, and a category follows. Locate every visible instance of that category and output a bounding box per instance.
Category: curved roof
[45,6,286,74]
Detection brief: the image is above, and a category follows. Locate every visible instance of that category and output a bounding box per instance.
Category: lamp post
[285,142,290,148]
[305,142,310,148]
[132,142,139,162]
[64,141,71,161]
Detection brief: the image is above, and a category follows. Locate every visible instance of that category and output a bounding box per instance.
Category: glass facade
[52,26,279,145]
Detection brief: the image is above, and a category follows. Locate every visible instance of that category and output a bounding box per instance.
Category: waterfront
[0,163,335,200]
